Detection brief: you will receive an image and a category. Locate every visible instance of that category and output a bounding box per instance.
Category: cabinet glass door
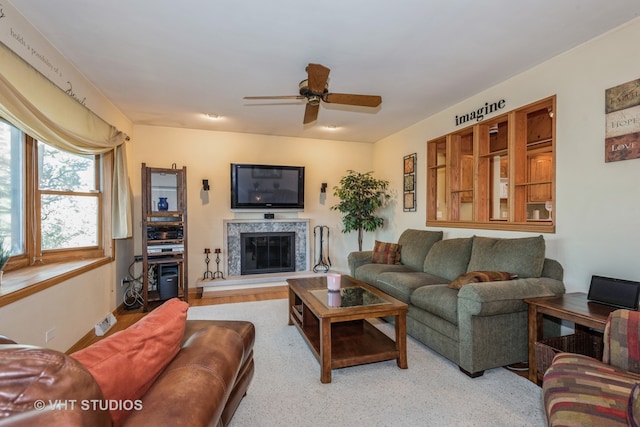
[150,171,179,213]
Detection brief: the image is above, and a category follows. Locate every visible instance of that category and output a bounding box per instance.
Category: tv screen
[231,163,305,210]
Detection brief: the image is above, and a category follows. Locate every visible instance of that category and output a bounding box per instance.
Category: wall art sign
[455,99,506,126]
[0,1,93,108]
[403,153,416,212]
[605,78,640,162]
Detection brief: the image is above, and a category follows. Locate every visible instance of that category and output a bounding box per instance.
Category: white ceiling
[8,1,640,143]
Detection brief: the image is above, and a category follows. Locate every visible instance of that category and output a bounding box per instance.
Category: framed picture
[404,155,415,174]
[403,153,416,212]
[404,192,415,211]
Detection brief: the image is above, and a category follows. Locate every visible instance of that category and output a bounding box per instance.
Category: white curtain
[0,42,132,238]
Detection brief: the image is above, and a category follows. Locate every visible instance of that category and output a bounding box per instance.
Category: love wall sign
[605,78,640,162]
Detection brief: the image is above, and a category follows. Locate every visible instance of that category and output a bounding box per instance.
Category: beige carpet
[188,299,546,427]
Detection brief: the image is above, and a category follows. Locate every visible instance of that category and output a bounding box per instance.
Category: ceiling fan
[243,63,382,124]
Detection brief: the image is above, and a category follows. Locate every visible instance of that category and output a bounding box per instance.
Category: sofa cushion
[397,229,443,271]
[375,271,449,303]
[71,298,188,426]
[447,271,517,290]
[466,235,545,278]
[354,263,416,286]
[422,237,473,281]
[410,285,460,325]
[371,240,402,265]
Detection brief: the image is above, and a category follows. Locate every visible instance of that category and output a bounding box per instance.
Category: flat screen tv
[231,163,305,211]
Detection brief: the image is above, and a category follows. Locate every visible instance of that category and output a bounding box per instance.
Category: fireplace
[224,219,310,277]
[241,232,295,275]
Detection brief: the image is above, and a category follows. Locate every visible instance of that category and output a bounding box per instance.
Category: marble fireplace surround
[224,219,310,278]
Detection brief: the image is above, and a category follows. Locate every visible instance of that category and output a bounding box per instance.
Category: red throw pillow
[447,271,518,290]
[371,240,402,265]
[71,298,188,426]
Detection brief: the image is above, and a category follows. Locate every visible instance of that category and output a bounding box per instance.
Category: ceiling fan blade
[303,103,319,124]
[244,95,305,100]
[323,93,382,107]
[306,63,330,94]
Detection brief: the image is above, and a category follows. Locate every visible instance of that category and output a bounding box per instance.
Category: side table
[524,292,617,383]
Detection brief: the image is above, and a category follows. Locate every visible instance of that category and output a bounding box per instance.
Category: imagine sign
[455,99,506,126]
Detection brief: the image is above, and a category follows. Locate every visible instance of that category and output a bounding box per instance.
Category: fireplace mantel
[223,219,310,277]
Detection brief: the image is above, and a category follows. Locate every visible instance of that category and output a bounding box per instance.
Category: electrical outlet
[45,327,56,343]
[95,313,117,336]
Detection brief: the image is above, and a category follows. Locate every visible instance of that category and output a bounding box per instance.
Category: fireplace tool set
[313,225,331,273]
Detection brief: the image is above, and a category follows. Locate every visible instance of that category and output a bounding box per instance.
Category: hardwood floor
[65,285,288,354]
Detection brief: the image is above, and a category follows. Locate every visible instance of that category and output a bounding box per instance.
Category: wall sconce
[202,179,210,191]
[320,183,327,193]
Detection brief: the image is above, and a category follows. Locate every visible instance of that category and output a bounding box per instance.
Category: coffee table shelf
[287,275,407,383]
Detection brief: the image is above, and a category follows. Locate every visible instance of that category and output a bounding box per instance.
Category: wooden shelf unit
[141,164,189,311]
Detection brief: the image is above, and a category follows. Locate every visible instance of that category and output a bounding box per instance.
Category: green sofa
[348,229,565,377]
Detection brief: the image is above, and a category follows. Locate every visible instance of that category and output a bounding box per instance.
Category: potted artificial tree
[331,170,390,251]
[0,238,10,285]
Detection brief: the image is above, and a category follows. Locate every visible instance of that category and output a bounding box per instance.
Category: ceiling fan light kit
[244,63,382,124]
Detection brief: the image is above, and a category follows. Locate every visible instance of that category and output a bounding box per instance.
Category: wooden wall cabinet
[141,163,188,311]
[426,96,555,232]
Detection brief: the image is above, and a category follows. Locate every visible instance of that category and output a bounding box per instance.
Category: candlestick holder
[212,248,225,279]
[203,248,214,280]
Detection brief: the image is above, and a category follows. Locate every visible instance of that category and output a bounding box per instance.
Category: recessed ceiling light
[325,125,339,130]
[205,113,221,120]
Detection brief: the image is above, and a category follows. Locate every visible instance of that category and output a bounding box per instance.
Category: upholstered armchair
[542,309,640,426]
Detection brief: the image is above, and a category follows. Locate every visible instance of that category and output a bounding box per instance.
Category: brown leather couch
[0,320,255,426]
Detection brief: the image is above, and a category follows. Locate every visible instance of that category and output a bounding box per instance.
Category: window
[427,96,555,232]
[0,118,109,271]
[0,120,25,260]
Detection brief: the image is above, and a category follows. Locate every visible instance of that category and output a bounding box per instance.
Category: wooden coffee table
[287,275,408,383]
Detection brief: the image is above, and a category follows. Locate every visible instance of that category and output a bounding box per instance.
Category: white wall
[127,126,375,279]
[373,18,640,293]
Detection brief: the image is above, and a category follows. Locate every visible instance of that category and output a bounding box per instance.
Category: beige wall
[127,126,375,281]
[373,17,640,293]
[0,264,115,351]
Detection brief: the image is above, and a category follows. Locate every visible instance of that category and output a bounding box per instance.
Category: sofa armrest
[458,277,566,317]
[123,325,244,427]
[0,344,109,426]
[347,251,373,276]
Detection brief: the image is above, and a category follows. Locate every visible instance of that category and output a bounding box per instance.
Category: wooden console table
[524,292,618,383]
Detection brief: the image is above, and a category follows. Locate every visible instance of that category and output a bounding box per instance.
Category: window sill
[0,257,112,308]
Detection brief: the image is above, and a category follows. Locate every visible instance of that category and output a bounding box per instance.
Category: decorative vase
[157,197,169,211]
